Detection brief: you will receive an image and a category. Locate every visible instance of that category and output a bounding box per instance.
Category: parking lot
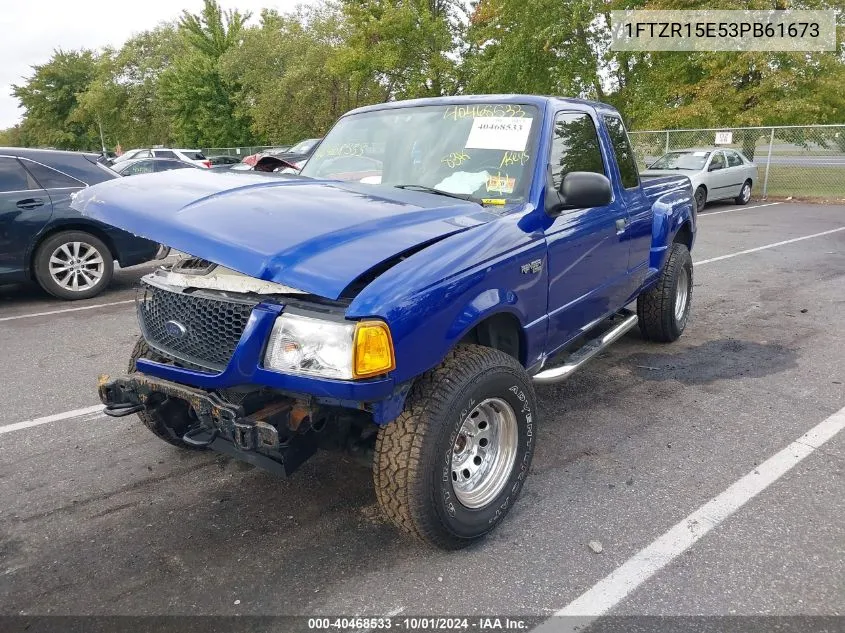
[0,201,843,622]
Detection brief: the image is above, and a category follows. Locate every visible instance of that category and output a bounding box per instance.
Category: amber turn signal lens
[353,321,395,379]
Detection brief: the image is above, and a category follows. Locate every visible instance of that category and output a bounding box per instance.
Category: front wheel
[33,231,114,300]
[374,345,537,549]
[637,243,693,342]
[735,179,752,205]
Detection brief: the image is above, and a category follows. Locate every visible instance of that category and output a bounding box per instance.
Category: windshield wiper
[394,184,481,204]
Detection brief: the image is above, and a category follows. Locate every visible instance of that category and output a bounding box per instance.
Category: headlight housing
[263,313,395,380]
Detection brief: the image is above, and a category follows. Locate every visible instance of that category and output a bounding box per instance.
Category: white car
[111,148,212,168]
[641,148,758,212]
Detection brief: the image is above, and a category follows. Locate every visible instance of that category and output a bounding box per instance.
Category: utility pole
[98,117,107,155]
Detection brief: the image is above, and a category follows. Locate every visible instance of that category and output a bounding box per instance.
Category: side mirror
[546,172,612,216]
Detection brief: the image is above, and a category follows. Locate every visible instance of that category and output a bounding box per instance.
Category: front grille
[137,282,258,371]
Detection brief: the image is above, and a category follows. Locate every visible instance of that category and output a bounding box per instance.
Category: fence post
[762,127,775,199]
[665,131,670,153]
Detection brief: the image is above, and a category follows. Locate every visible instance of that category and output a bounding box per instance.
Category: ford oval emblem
[164,320,188,339]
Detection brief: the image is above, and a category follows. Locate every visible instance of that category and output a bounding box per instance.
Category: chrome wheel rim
[741,183,751,202]
[451,397,518,509]
[675,266,690,322]
[48,241,105,292]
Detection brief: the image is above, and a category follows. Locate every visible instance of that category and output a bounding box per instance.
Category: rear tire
[374,345,536,549]
[33,231,114,300]
[637,243,692,343]
[694,186,707,213]
[128,337,202,450]
[735,179,752,205]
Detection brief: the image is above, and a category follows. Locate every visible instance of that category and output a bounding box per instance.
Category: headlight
[263,313,395,380]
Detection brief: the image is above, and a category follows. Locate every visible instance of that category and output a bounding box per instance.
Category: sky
[0,0,319,129]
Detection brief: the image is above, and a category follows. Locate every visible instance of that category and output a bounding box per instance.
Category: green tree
[159,0,254,147]
[220,5,386,143]
[464,0,608,98]
[12,49,101,149]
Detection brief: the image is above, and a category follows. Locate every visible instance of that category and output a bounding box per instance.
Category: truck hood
[72,170,495,300]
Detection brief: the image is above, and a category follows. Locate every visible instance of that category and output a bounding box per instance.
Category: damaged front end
[98,373,373,476]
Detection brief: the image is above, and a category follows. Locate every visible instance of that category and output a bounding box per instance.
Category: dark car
[112,158,201,177]
[253,138,322,172]
[0,148,163,300]
[207,155,242,166]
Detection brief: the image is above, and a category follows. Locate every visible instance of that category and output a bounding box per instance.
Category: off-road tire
[374,344,537,549]
[637,243,693,343]
[33,231,114,300]
[128,337,202,450]
[694,186,707,213]
[734,179,752,205]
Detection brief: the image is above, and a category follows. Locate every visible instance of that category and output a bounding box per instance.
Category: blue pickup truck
[74,95,695,549]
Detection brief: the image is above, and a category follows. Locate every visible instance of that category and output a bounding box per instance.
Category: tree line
[1,0,843,152]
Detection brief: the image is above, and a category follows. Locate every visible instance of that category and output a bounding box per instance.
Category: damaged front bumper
[98,373,321,476]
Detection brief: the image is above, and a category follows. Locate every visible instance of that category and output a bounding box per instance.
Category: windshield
[290,139,319,154]
[650,151,709,170]
[300,103,540,202]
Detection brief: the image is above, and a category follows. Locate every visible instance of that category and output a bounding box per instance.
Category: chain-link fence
[628,125,845,201]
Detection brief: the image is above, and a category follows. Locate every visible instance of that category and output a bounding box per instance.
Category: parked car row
[108,148,212,168]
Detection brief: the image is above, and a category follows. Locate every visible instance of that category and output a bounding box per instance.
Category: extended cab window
[549,112,605,190]
[603,115,639,189]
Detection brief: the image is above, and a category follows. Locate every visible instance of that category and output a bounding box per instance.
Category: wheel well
[673,221,693,250]
[695,184,707,194]
[459,312,524,365]
[29,223,118,276]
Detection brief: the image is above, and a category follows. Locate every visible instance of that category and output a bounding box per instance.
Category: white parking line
[698,201,782,217]
[695,226,845,266]
[537,405,845,630]
[0,405,104,435]
[0,299,134,323]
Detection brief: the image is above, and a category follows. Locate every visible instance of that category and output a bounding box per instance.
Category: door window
[124,161,155,175]
[726,151,743,167]
[549,112,605,190]
[709,152,727,170]
[0,158,33,192]
[603,116,640,189]
[21,160,84,189]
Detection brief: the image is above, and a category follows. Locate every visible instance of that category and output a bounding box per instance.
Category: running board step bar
[532,310,639,385]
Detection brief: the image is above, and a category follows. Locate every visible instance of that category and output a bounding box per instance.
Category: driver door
[706,151,732,200]
[544,111,631,354]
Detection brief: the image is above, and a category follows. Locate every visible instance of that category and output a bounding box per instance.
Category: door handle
[615,218,627,232]
[16,198,44,210]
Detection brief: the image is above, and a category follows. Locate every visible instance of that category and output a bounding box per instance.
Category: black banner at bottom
[0,616,842,633]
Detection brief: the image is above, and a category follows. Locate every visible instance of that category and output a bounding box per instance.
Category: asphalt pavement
[0,201,842,626]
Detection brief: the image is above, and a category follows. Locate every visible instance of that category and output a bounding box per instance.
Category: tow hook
[232,420,257,451]
[103,402,145,417]
[182,426,218,447]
